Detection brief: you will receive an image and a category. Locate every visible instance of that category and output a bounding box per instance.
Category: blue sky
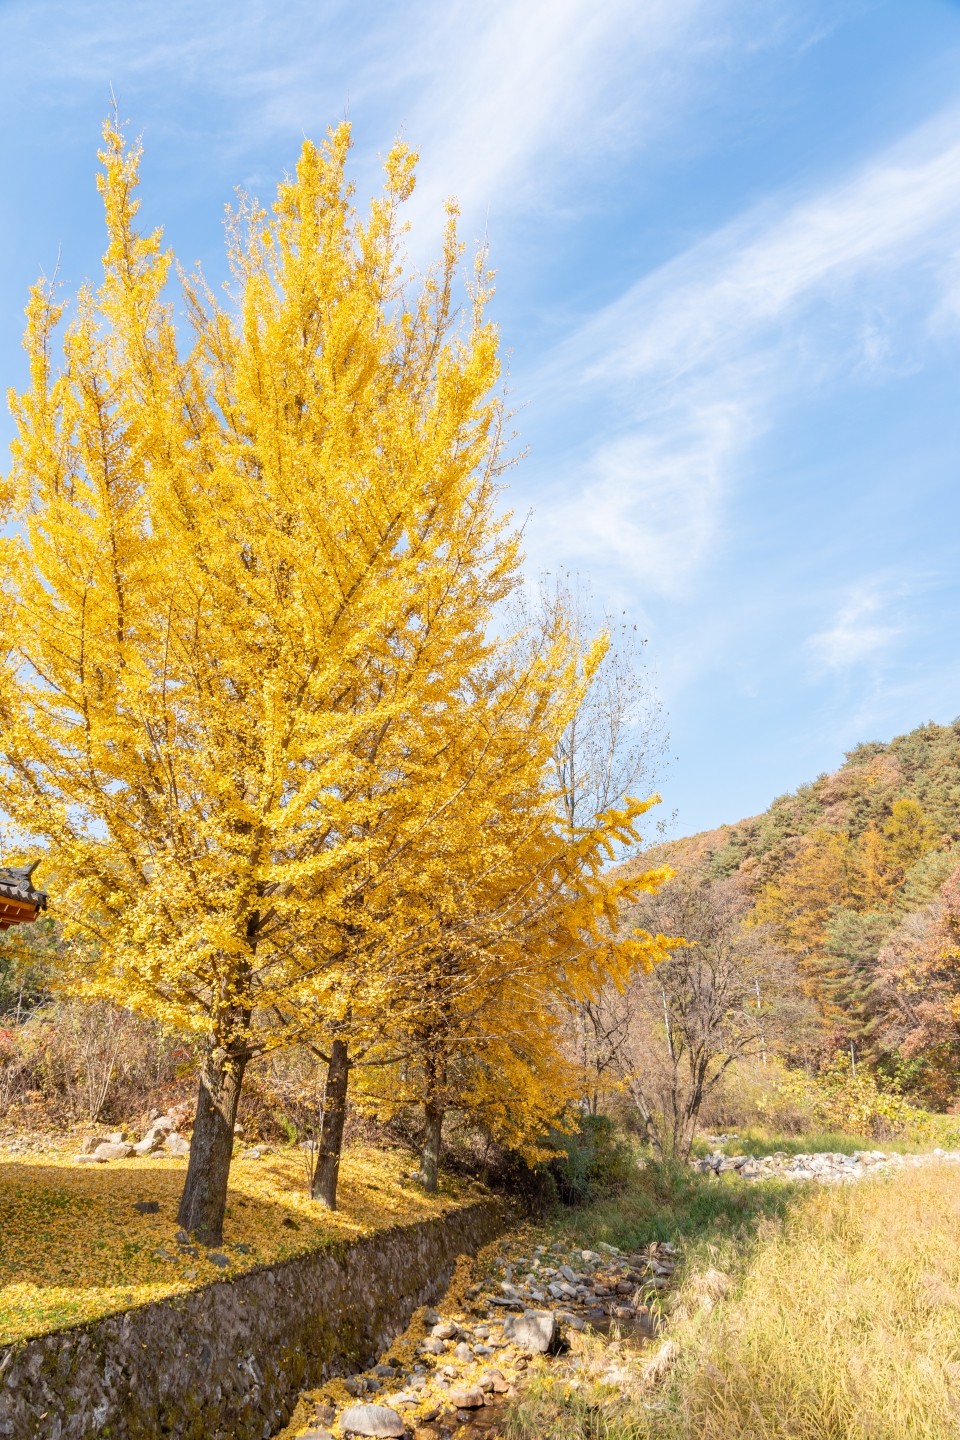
[2,0,960,838]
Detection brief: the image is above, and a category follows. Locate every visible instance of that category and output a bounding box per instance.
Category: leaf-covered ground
[0,1143,478,1344]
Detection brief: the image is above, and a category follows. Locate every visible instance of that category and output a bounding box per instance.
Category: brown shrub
[0,1000,195,1130]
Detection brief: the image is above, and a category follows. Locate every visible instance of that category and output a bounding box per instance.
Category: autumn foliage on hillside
[646,720,960,1109]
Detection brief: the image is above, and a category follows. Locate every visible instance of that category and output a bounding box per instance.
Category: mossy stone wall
[0,1197,505,1439]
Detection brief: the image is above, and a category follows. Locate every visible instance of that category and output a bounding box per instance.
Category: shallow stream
[279,1231,672,1439]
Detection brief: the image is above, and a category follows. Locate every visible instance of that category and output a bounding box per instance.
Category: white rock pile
[72,1106,192,1164]
[692,1147,960,1183]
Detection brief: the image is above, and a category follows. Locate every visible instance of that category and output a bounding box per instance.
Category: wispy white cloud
[400,0,768,240]
[528,103,960,594]
[532,391,760,597]
[575,112,960,385]
[1,0,817,234]
[805,585,904,672]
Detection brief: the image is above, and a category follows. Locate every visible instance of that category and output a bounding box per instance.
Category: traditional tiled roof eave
[0,861,47,923]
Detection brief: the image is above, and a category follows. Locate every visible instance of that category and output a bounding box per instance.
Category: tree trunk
[419,1047,447,1194]
[420,1098,444,1193]
[177,1047,246,1246]
[311,1037,350,1209]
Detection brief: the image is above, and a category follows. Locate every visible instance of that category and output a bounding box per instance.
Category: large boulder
[93,1142,135,1161]
[338,1403,406,1437]
[448,1388,484,1409]
[133,1115,178,1154]
[133,1133,165,1156]
[164,1133,190,1157]
[502,1310,559,1354]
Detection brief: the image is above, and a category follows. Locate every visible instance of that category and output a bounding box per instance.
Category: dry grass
[0,1142,477,1344]
[664,1163,960,1440]
[508,1164,960,1440]
[505,1325,662,1440]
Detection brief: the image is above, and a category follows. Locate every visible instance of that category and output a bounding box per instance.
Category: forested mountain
[642,720,960,1107]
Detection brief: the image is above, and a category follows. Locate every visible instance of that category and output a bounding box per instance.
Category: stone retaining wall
[0,1197,506,1440]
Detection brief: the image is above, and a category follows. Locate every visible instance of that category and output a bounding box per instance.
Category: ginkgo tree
[292,622,600,1205]
[387,794,674,1193]
[0,119,526,1244]
[346,628,674,1194]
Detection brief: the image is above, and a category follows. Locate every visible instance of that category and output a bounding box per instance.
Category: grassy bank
[508,1159,960,1440]
[548,1156,800,1250]
[0,1143,478,1343]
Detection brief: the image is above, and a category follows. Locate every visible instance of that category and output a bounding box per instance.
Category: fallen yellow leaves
[0,1144,477,1344]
